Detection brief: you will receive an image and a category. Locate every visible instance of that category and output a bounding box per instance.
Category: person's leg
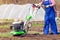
[49,10,58,35]
[43,8,51,35]
[43,15,49,35]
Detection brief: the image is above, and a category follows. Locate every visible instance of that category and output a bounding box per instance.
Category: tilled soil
[0,28,11,33]
[0,21,60,40]
[0,26,60,40]
[0,34,60,40]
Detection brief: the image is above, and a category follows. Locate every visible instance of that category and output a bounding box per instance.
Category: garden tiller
[10,4,40,36]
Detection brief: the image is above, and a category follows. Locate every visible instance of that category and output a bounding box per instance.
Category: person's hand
[32,4,36,7]
[36,5,40,9]
[41,5,45,9]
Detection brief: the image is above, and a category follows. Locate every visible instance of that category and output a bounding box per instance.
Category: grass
[0,19,13,22]
[0,32,12,37]
[32,23,44,27]
[0,24,10,28]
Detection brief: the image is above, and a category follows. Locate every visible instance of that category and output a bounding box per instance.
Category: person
[39,0,58,35]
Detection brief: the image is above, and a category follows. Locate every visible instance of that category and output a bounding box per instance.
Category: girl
[39,0,58,35]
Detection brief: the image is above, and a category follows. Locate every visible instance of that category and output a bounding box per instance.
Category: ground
[0,0,60,40]
[0,21,60,40]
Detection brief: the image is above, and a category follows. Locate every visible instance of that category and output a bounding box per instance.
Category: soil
[0,22,60,40]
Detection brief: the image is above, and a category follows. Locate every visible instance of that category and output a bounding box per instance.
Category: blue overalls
[43,0,58,35]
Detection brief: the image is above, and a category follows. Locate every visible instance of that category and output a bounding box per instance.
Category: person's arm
[46,0,56,8]
[54,5,57,13]
[39,0,43,6]
[54,5,57,17]
[50,0,57,13]
[50,0,56,6]
[39,0,45,8]
[50,0,57,17]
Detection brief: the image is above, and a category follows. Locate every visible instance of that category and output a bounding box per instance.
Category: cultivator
[10,4,40,36]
